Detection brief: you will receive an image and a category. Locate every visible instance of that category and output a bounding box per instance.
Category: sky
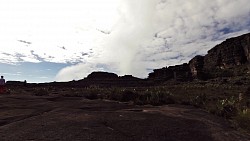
[0,0,250,83]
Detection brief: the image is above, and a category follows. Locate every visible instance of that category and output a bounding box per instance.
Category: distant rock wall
[87,72,119,80]
[148,67,174,81]
[189,55,204,79]
[204,33,250,70]
[148,33,250,81]
[148,63,192,82]
[6,81,26,86]
[77,72,151,87]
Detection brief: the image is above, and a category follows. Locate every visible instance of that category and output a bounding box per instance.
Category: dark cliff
[148,63,192,82]
[76,72,151,87]
[189,55,205,79]
[86,72,119,80]
[204,33,250,69]
[149,33,250,81]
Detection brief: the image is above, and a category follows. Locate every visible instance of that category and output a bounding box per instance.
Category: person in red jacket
[0,76,6,94]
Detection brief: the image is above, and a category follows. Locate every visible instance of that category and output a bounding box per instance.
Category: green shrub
[134,88,175,106]
[120,90,138,102]
[155,91,175,105]
[107,88,123,101]
[215,96,238,118]
[34,88,49,96]
[84,87,101,100]
[191,93,207,108]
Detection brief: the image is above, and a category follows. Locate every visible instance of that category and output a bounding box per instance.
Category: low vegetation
[33,88,50,96]
[6,81,250,132]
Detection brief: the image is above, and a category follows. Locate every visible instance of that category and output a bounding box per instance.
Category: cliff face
[148,63,192,81]
[204,33,250,69]
[148,33,250,81]
[189,55,204,79]
[148,67,174,81]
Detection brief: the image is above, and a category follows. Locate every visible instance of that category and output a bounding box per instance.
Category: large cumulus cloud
[56,0,250,81]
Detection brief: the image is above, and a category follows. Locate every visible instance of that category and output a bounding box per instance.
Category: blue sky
[0,62,68,83]
[0,0,250,83]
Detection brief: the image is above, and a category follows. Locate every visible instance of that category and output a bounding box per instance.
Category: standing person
[0,76,5,94]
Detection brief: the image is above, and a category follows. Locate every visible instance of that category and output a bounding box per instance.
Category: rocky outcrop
[148,33,250,81]
[202,33,250,78]
[148,63,192,81]
[204,33,250,70]
[86,72,119,80]
[76,72,151,87]
[189,55,205,79]
[169,63,192,81]
[120,75,141,80]
[148,67,174,81]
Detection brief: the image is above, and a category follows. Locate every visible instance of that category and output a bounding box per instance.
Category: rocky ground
[0,94,249,141]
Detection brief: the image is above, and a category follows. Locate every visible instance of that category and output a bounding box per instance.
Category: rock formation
[148,33,250,81]
[86,72,119,80]
[204,33,250,69]
[75,72,150,87]
[6,81,27,86]
[148,67,174,81]
[189,55,205,79]
[148,63,192,82]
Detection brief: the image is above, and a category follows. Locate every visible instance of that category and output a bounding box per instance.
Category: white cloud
[55,62,118,81]
[0,0,120,64]
[1,72,21,76]
[57,0,250,81]
[0,0,249,81]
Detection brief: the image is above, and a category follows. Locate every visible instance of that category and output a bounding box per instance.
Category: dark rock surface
[0,94,249,141]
